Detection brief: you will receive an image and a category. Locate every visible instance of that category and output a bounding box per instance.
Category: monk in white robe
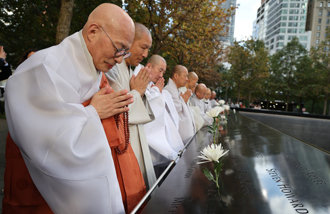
[204,87,213,112]
[210,90,219,107]
[4,4,137,214]
[179,72,204,131]
[164,65,195,144]
[142,55,184,177]
[105,23,157,188]
[190,83,213,126]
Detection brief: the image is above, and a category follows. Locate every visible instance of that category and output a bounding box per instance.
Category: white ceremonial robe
[178,87,204,132]
[210,99,219,108]
[190,95,213,126]
[164,79,195,143]
[5,31,124,214]
[144,83,184,166]
[105,61,157,188]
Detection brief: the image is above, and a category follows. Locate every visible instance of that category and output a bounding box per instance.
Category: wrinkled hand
[130,66,151,96]
[181,89,192,103]
[90,86,134,119]
[153,77,164,92]
[0,46,6,59]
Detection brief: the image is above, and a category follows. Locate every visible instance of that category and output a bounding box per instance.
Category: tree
[269,37,308,110]
[0,0,122,67]
[56,0,75,44]
[310,28,330,115]
[126,0,234,87]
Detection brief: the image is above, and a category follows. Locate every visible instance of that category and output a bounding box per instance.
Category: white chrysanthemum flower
[223,104,230,111]
[198,144,229,164]
[206,106,224,118]
[218,100,225,105]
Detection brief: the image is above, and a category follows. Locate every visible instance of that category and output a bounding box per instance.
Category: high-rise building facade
[255,0,312,55]
[219,0,237,46]
[306,0,330,47]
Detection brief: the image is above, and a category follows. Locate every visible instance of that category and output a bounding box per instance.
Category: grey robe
[105,61,157,188]
[164,78,195,143]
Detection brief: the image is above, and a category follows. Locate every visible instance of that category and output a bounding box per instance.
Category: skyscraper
[255,0,312,55]
[305,0,330,47]
[219,0,237,46]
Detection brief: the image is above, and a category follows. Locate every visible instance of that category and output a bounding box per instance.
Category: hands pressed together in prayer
[153,77,165,92]
[130,66,151,96]
[90,85,134,119]
[181,89,192,103]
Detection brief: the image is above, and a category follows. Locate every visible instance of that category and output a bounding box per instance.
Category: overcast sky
[234,0,261,41]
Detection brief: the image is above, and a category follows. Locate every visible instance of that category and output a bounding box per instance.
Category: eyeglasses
[100,26,131,59]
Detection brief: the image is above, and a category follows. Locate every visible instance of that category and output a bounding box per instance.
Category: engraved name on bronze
[266,168,309,214]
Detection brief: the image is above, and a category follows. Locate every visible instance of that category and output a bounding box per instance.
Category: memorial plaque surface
[140,112,330,214]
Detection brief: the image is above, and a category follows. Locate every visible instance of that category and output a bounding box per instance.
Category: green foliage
[0,0,122,67]
[126,0,234,88]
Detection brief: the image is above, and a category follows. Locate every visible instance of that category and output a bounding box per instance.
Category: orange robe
[2,74,146,213]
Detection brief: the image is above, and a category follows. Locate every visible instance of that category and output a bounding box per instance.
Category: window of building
[290,3,300,8]
[288,22,298,27]
[300,16,306,20]
[282,16,288,20]
[270,45,274,50]
[282,10,288,14]
[289,16,299,20]
[319,9,323,16]
[328,2,330,7]
[316,39,320,44]
[316,32,321,37]
[281,22,287,26]
[327,18,330,24]
[300,22,305,27]
[299,36,308,41]
[328,11,330,17]
[280,28,286,33]
[288,28,297,33]
[317,25,321,30]
[289,9,299,14]
[320,2,323,7]
[318,18,322,23]
[299,29,305,33]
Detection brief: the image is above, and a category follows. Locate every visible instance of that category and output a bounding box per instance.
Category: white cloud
[234,0,261,41]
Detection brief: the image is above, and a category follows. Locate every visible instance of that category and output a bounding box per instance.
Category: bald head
[186,72,199,89]
[147,55,167,83]
[205,88,211,100]
[211,91,217,99]
[171,65,188,88]
[82,3,135,72]
[135,23,152,41]
[147,54,166,65]
[125,23,152,66]
[195,83,207,99]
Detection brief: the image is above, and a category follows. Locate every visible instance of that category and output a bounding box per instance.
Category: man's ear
[86,24,100,43]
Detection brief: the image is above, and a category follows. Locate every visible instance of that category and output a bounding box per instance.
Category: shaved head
[172,65,187,77]
[147,55,167,83]
[147,54,166,66]
[82,3,135,72]
[134,23,152,41]
[195,83,207,99]
[188,72,198,81]
[186,72,198,90]
[171,65,188,88]
[205,88,211,99]
[211,91,216,99]
[125,23,152,66]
